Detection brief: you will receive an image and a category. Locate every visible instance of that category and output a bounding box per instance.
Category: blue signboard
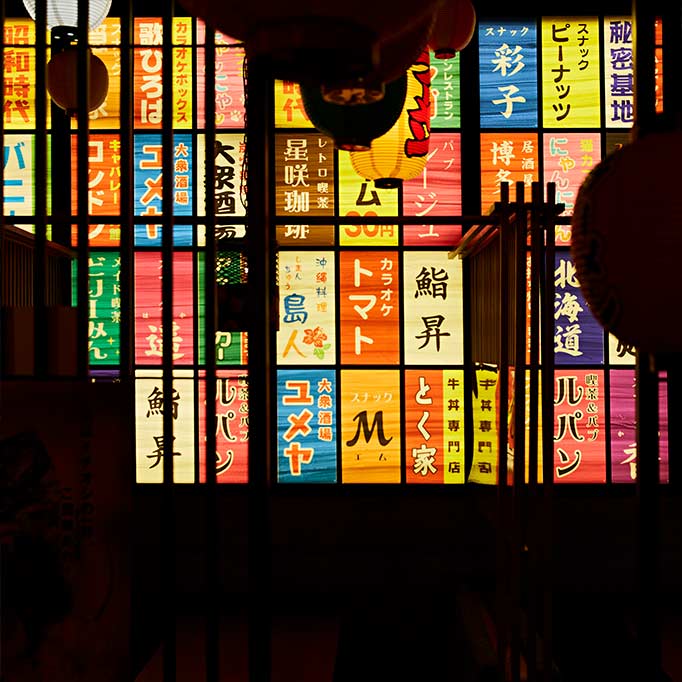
[134,132,193,246]
[479,21,538,128]
[554,250,604,365]
[277,369,337,483]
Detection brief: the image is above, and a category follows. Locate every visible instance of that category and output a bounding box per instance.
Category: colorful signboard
[275,133,335,218]
[543,132,601,244]
[603,17,634,128]
[405,369,466,484]
[134,251,194,365]
[198,370,249,483]
[554,251,603,365]
[135,369,195,483]
[277,251,336,365]
[479,21,538,128]
[480,133,539,212]
[403,251,463,365]
[339,251,400,365]
[341,369,401,483]
[554,370,606,483]
[277,369,337,483]
[541,18,601,128]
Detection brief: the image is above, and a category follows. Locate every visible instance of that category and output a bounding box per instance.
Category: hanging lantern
[319,11,434,105]
[349,50,431,189]
[177,0,443,85]
[428,0,476,59]
[46,47,109,115]
[571,130,682,353]
[301,74,407,151]
[22,0,112,31]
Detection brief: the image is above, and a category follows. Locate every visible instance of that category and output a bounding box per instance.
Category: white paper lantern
[22,0,112,31]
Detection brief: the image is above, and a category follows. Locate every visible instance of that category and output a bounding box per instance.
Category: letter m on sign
[346,410,393,447]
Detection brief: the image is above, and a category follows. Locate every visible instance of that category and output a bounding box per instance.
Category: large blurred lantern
[22,0,111,116]
[46,48,109,114]
[302,74,407,151]
[177,0,442,87]
[571,130,682,353]
[23,0,112,30]
[349,50,431,188]
[428,0,476,59]
[320,11,434,105]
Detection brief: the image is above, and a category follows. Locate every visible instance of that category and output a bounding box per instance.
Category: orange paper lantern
[47,47,109,115]
[349,50,431,188]
[177,0,442,85]
[428,0,476,59]
[571,130,682,353]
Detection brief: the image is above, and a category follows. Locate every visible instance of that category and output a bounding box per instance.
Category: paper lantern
[177,0,442,85]
[349,50,431,189]
[320,11,434,105]
[428,0,476,59]
[302,74,407,151]
[571,130,682,353]
[22,0,112,30]
[47,47,109,115]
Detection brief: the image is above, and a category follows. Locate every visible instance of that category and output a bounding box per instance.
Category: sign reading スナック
[277,370,337,483]
[134,251,194,365]
[341,370,401,483]
[402,133,462,247]
[541,18,601,128]
[554,252,603,365]
[543,133,601,245]
[609,370,669,484]
[339,251,400,365]
[553,370,605,483]
[604,17,634,128]
[135,369,195,483]
[480,133,539,212]
[198,371,249,483]
[479,21,538,128]
[277,251,336,365]
[405,370,465,484]
[403,251,463,365]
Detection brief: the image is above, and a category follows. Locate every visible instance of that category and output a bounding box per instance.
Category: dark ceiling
[5,0,640,21]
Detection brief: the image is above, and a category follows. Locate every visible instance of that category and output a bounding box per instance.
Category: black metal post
[245,54,273,682]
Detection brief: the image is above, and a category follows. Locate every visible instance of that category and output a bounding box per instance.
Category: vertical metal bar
[76,0,90,380]
[161,5,177,682]
[203,18,219,682]
[245,54,273,682]
[633,1,661,677]
[0,0,4,340]
[510,181,527,682]
[540,182,556,682]
[119,0,135,676]
[119,0,135,381]
[526,182,543,682]
[34,0,48,377]
[636,350,661,677]
[496,181,511,682]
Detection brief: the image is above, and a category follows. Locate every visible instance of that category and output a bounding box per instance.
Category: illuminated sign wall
[4,15,668,485]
